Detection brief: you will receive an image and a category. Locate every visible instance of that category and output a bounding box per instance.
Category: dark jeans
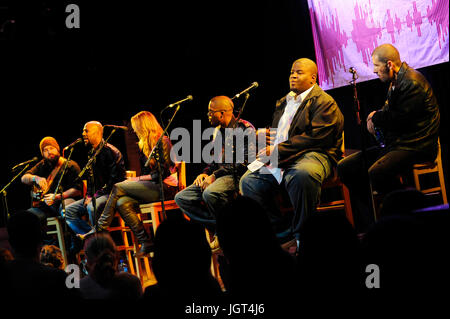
[64,195,108,235]
[240,151,332,242]
[96,179,178,230]
[337,146,433,232]
[174,175,237,232]
[27,198,76,232]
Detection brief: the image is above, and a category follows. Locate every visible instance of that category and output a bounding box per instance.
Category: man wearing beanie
[21,136,84,231]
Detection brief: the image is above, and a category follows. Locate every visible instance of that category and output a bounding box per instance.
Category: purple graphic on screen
[350,2,381,67]
[426,0,449,49]
[309,5,349,87]
[412,2,423,36]
[307,0,449,90]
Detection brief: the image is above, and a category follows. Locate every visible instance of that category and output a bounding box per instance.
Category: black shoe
[134,242,154,258]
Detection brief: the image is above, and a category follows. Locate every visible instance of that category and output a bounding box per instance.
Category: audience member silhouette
[0,210,79,299]
[144,217,223,303]
[362,190,448,294]
[0,247,14,264]
[80,232,143,299]
[40,244,65,270]
[215,196,297,301]
[296,212,363,296]
[378,188,427,217]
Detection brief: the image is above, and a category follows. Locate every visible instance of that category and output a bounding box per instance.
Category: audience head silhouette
[379,188,427,217]
[7,210,43,259]
[216,196,296,298]
[84,233,118,287]
[150,217,221,299]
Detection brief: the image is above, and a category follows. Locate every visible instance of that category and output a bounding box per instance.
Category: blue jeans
[240,151,332,241]
[174,175,237,231]
[63,195,108,235]
[27,198,77,233]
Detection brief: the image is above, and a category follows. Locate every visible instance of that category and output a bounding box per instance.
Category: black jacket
[140,135,175,182]
[86,140,126,198]
[372,62,440,158]
[272,84,344,167]
[203,117,256,179]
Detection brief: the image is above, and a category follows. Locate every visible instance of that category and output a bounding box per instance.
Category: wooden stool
[107,212,137,276]
[412,139,447,204]
[46,217,68,267]
[317,168,354,227]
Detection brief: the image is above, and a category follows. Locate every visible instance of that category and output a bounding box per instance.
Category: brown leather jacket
[372,62,440,159]
[272,84,344,168]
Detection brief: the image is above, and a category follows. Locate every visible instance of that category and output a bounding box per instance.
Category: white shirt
[268,85,315,183]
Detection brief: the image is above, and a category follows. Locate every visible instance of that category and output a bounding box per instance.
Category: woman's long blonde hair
[131,111,163,157]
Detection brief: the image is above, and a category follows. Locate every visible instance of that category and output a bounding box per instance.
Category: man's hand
[43,193,60,206]
[367,111,377,135]
[34,176,48,190]
[84,196,92,207]
[201,174,216,190]
[256,128,275,146]
[193,173,208,187]
[257,145,275,162]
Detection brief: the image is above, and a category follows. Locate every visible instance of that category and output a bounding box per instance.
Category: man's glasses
[207,109,229,116]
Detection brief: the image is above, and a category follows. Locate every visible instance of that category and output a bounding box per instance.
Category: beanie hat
[39,136,60,155]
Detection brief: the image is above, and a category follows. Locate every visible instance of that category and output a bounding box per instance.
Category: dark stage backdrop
[0,1,448,225]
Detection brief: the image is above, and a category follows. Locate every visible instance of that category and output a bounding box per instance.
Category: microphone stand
[144,104,183,219]
[51,145,76,234]
[77,129,118,231]
[0,163,32,223]
[230,92,251,195]
[350,71,377,222]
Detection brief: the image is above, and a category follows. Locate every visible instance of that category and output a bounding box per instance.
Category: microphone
[166,95,193,108]
[103,125,128,131]
[232,82,259,99]
[349,67,357,74]
[11,157,39,171]
[63,138,83,151]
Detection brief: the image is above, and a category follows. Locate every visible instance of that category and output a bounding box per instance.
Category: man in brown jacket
[240,58,344,255]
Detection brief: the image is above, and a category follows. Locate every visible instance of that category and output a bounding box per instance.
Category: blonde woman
[80,111,178,257]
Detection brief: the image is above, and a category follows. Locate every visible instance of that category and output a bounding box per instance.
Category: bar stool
[412,139,447,204]
[46,216,68,267]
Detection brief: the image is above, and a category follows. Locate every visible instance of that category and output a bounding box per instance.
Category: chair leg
[118,216,136,276]
[55,218,68,268]
[437,165,448,204]
[341,184,354,227]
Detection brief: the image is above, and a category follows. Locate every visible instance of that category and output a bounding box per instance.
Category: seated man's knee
[239,171,261,195]
[286,167,315,187]
[201,188,213,202]
[239,174,250,194]
[368,165,387,191]
[174,190,184,204]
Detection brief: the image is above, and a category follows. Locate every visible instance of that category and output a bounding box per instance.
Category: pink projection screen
[307,0,449,90]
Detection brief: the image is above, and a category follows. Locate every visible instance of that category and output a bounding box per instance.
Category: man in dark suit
[240,58,344,255]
